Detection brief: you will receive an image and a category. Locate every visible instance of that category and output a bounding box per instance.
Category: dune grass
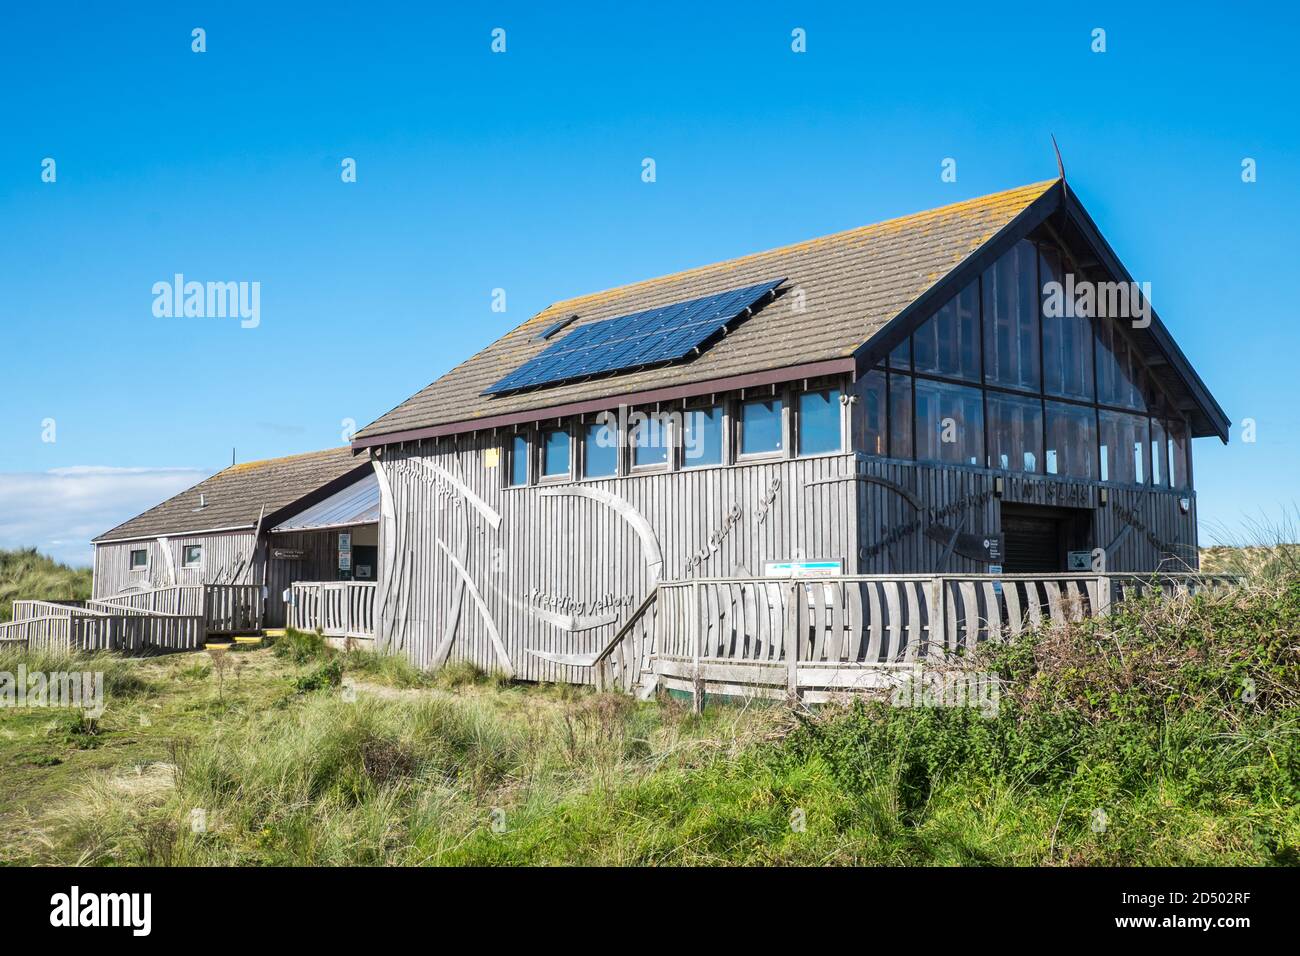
[0,547,92,622]
[2,565,1297,866]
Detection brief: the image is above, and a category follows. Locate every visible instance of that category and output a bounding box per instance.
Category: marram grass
[2,568,1297,866]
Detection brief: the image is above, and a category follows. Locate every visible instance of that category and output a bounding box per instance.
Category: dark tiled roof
[356,180,1059,441]
[93,448,368,543]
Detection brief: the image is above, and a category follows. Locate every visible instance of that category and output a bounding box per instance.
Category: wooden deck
[4,600,206,653]
[591,571,1240,704]
[0,584,263,653]
[90,584,263,635]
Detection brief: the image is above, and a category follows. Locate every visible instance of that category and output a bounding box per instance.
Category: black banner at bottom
[0,866,1287,942]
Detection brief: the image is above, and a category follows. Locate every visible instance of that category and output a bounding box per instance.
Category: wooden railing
[9,600,206,652]
[591,591,659,694]
[0,615,76,652]
[288,582,377,639]
[0,613,202,653]
[651,572,1240,705]
[91,584,262,635]
[201,585,264,634]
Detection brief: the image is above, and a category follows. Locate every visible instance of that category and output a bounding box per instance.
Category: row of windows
[889,238,1167,415]
[507,387,844,486]
[128,544,203,570]
[853,369,1191,487]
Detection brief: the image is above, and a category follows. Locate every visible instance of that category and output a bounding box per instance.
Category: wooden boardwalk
[589,571,1240,704]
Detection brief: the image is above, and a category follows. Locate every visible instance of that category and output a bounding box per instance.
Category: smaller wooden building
[91,448,376,627]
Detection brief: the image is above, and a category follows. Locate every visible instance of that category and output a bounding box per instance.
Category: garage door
[1001,513,1061,572]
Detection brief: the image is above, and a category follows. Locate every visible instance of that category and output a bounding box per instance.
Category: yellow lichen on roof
[525,179,1058,327]
[223,447,347,475]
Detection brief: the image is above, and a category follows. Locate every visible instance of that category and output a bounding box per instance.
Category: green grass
[1,574,1297,866]
[0,547,92,623]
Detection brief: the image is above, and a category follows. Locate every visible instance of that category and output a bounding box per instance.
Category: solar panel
[483,278,784,395]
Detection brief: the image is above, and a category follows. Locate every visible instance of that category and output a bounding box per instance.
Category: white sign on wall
[763,559,843,578]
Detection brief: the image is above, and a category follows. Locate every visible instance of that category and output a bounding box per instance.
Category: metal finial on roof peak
[1050,135,1067,197]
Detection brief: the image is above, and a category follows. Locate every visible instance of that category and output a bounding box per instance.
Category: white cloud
[0,466,210,568]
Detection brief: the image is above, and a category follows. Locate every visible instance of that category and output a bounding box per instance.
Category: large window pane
[889,338,911,370]
[1040,245,1096,401]
[915,379,984,466]
[682,405,723,468]
[739,398,783,456]
[1099,410,1149,485]
[1044,402,1097,479]
[1095,318,1147,410]
[913,282,980,381]
[509,435,528,486]
[1150,418,1168,487]
[888,373,913,459]
[582,421,617,478]
[982,239,1041,392]
[797,388,842,455]
[541,428,570,478]
[986,392,1043,473]
[852,370,887,456]
[1168,419,1190,489]
[631,411,669,468]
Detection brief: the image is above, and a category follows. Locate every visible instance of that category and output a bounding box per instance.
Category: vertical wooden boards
[375,444,861,683]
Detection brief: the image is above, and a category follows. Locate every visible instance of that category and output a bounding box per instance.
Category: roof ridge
[533,179,1059,323]
[222,446,351,474]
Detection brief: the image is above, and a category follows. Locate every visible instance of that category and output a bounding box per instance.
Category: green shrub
[270,628,332,665]
[293,659,343,694]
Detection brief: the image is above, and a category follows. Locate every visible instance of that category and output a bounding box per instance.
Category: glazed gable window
[888,373,913,459]
[738,397,783,457]
[1099,410,1149,485]
[1045,401,1097,479]
[1040,245,1096,402]
[913,283,980,382]
[1095,319,1148,411]
[915,379,983,466]
[851,370,886,456]
[986,392,1042,473]
[982,239,1041,392]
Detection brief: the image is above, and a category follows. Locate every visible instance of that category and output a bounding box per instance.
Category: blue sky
[1,1,1296,564]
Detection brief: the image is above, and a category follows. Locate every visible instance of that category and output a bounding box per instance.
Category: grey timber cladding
[848,458,1198,575]
[93,447,367,543]
[91,530,259,598]
[372,437,860,683]
[372,437,1197,680]
[355,181,1060,440]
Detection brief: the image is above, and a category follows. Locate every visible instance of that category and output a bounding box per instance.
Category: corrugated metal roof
[270,471,380,532]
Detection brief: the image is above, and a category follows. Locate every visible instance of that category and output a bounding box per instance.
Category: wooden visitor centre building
[65,178,1229,697]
